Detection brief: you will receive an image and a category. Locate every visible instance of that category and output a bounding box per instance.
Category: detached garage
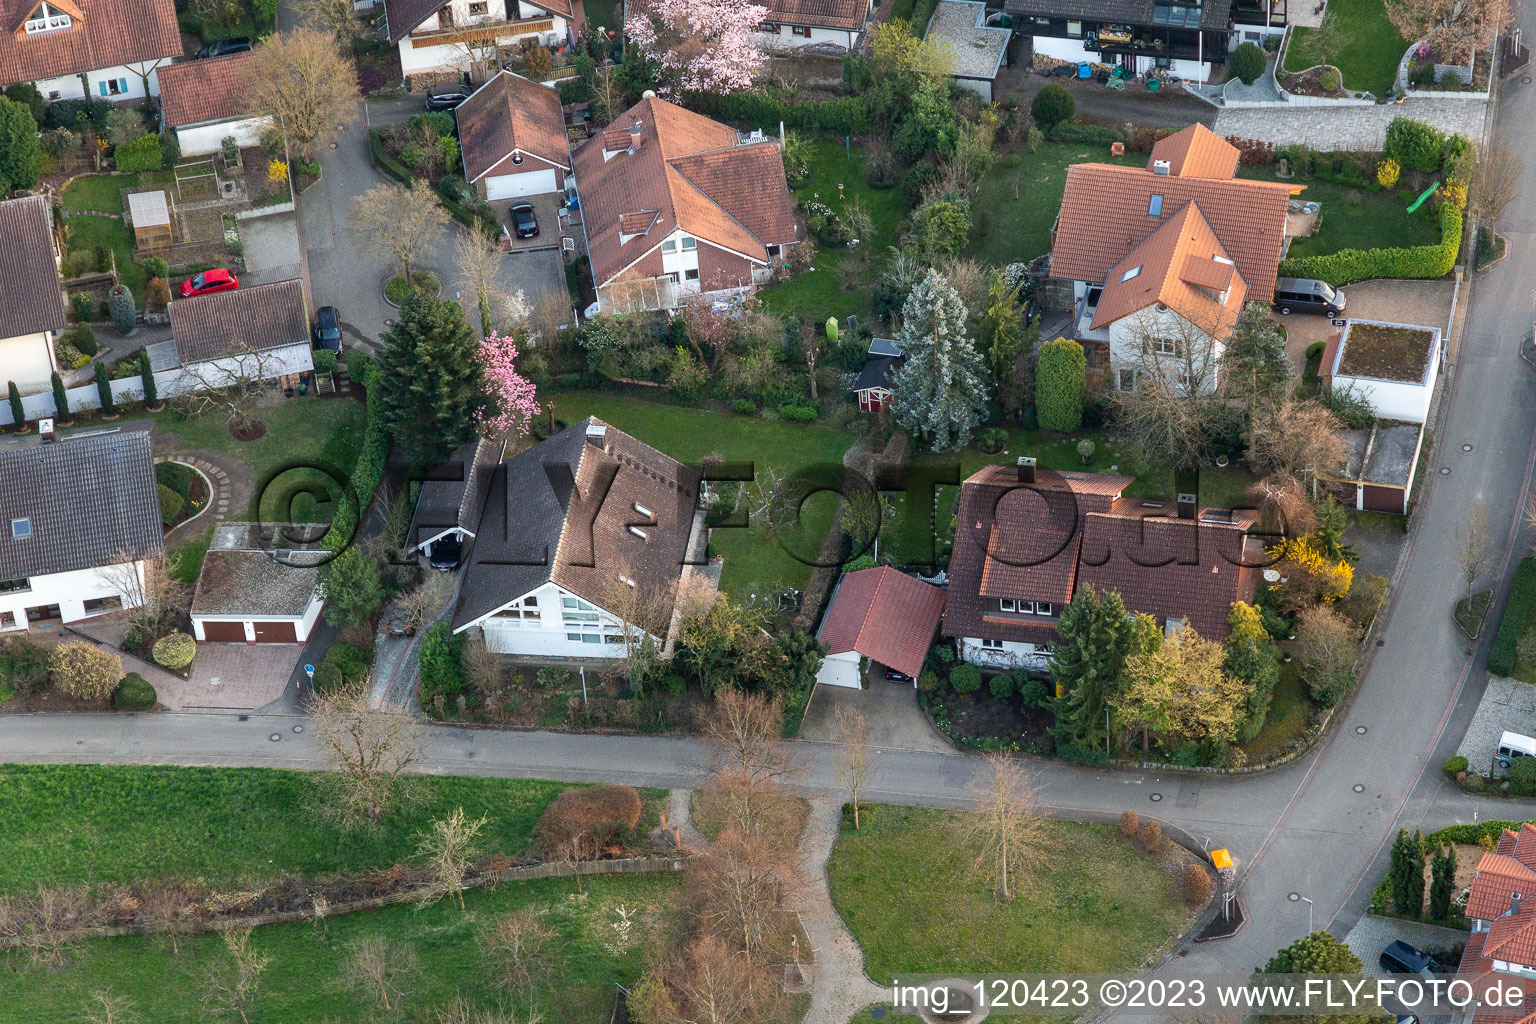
[191,541,324,644]
[815,566,946,689]
[156,53,267,158]
[456,71,572,205]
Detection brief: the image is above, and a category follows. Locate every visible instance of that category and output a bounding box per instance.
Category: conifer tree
[889,269,990,451]
[376,291,485,462]
[1050,585,1135,754]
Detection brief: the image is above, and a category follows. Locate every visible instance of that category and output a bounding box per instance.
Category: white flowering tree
[625,0,769,95]
[889,269,991,451]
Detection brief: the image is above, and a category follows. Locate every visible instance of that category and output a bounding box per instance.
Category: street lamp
[1299,895,1314,936]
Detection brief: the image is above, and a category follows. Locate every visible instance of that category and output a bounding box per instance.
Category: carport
[815,566,947,689]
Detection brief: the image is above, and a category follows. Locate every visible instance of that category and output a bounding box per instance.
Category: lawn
[59,170,178,216]
[1281,0,1409,96]
[547,392,857,600]
[1242,172,1443,259]
[0,764,654,893]
[0,871,681,1024]
[967,141,1145,269]
[1239,661,1314,762]
[758,137,906,327]
[828,806,1190,984]
[62,214,147,303]
[168,525,214,583]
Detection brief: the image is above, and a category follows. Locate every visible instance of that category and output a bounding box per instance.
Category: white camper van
[1497,730,1536,770]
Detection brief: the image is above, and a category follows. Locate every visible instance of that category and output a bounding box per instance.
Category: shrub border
[1488,556,1536,676]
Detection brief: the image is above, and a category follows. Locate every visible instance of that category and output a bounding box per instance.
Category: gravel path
[797,797,888,1023]
[1213,96,1489,150]
[667,788,709,851]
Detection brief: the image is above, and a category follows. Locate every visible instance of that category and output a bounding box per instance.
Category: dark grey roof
[0,431,163,580]
[853,355,900,392]
[171,279,309,364]
[0,196,67,340]
[451,418,700,631]
[1362,423,1422,488]
[1003,0,1232,30]
[408,438,505,546]
[868,336,903,357]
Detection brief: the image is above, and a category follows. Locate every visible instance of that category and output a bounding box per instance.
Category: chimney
[38,417,54,442]
[1515,893,1525,916]
[1016,456,1036,484]
[1152,159,1171,175]
[585,421,608,450]
[1177,492,1197,519]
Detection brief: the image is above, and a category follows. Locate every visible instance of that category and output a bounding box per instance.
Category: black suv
[1274,276,1348,317]
[313,306,341,352]
[195,37,252,59]
[424,84,472,111]
[1379,940,1437,976]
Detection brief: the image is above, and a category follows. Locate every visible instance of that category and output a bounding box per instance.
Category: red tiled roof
[1484,909,1536,968]
[456,71,569,183]
[1458,930,1536,1024]
[817,566,946,679]
[1147,124,1240,179]
[1090,201,1248,338]
[1468,853,1536,921]
[763,0,869,30]
[572,96,797,289]
[1052,163,1296,304]
[156,53,257,128]
[0,0,180,87]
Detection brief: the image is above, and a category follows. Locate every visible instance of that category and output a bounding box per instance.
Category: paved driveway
[798,672,952,754]
[1276,278,1459,375]
[161,644,305,712]
[239,212,304,288]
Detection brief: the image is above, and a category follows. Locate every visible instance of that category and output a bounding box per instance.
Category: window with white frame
[1148,336,1182,356]
[10,518,30,539]
[999,599,1016,612]
[23,3,71,33]
[1037,602,1053,616]
[684,269,699,281]
[662,239,677,253]
[680,236,697,251]
[980,638,1004,649]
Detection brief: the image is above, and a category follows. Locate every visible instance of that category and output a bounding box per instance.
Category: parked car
[1379,940,1438,976]
[509,202,539,239]
[429,536,463,572]
[424,83,472,111]
[883,667,915,683]
[195,37,252,59]
[313,305,341,351]
[1497,730,1536,769]
[178,268,239,298]
[1274,276,1347,317]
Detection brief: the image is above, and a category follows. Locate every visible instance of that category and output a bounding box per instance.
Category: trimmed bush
[7,380,21,426]
[1137,818,1163,854]
[1119,810,1139,836]
[313,349,338,375]
[151,630,196,672]
[777,403,818,422]
[68,323,97,356]
[112,672,156,710]
[950,663,982,694]
[1443,755,1469,778]
[1319,67,1340,92]
[1489,557,1536,675]
[313,642,372,695]
[1385,117,1447,174]
[730,398,756,415]
[917,669,941,692]
[108,284,136,334]
[988,671,1014,700]
[418,622,467,705]
[1278,203,1461,287]
[156,460,197,498]
[1035,337,1086,431]
[1229,42,1267,86]
[1511,756,1536,798]
[1018,675,1048,708]
[113,133,163,173]
[49,641,123,700]
[156,483,184,525]
[534,784,643,855]
[1182,862,1212,904]
[1030,84,1074,130]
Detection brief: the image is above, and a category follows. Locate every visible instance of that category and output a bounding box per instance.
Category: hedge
[684,89,870,135]
[1035,337,1086,431]
[322,361,388,553]
[1371,818,1536,913]
[1489,556,1536,676]
[1278,203,1462,286]
[368,129,499,236]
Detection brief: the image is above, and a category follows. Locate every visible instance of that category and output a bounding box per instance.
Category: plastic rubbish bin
[1077,61,1092,78]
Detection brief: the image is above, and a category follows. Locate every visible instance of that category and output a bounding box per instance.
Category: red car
[179,268,239,298]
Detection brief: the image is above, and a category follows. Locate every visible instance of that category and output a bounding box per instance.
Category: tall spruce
[49,371,68,422]
[1050,585,1135,754]
[1405,827,1427,916]
[138,349,157,408]
[1429,843,1457,920]
[1389,827,1425,917]
[6,380,21,427]
[375,290,485,463]
[888,268,990,451]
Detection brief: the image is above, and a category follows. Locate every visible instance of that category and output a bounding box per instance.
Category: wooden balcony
[409,16,555,47]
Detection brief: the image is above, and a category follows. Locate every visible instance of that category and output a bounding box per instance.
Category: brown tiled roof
[1091,201,1248,338]
[384,0,572,44]
[764,0,869,30]
[1052,163,1296,303]
[157,53,257,128]
[1484,910,1536,968]
[1457,932,1536,1024]
[817,566,946,679]
[572,96,797,289]
[0,0,179,86]
[0,194,66,338]
[171,279,309,364]
[456,71,569,182]
[1467,854,1536,921]
[1147,124,1240,179]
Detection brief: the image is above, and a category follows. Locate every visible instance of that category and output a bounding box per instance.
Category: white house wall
[192,591,323,642]
[0,560,146,631]
[1106,305,1224,394]
[0,331,57,394]
[34,62,164,101]
[473,581,642,659]
[753,25,858,52]
[957,636,1049,671]
[1029,34,1208,80]
[815,650,862,689]
[398,1,568,78]
[1331,374,1431,423]
[175,117,267,157]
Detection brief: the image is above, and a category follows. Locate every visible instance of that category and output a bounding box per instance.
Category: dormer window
[24,2,71,33]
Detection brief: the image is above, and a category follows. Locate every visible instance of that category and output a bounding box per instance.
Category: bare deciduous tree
[201,927,270,1024]
[290,0,366,44]
[628,932,779,1024]
[1295,605,1363,706]
[415,806,491,910]
[1244,399,1347,481]
[96,551,186,630]
[1247,475,1319,540]
[455,221,504,338]
[1384,0,1516,64]
[832,705,876,829]
[308,683,425,827]
[1472,139,1524,228]
[1110,309,1227,470]
[434,995,543,1024]
[349,179,451,284]
[688,828,800,967]
[524,291,570,351]
[83,990,137,1024]
[173,342,286,435]
[1457,498,1493,593]
[699,688,796,786]
[400,572,455,632]
[248,29,361,160]
[482,909,555,998]
[960,752,1052,902]
[344,935,418,1015]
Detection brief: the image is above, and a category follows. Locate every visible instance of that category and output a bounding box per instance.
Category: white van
[1497,731,1536,769]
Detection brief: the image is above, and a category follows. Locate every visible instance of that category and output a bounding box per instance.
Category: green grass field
[967,141,1145,268]
[758,138,906,326]
[0,871,681,1024]
[828,806,1190,984]
[1281,0,1408,96]
[1242,172,1442,258]
[1240,661,1314,762]
[0,764,648,893]
[548,392,857,599]
[62,214,147,303]
[59,170,178,215]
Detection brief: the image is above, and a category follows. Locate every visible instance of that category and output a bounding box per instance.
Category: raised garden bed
[385,269,439,306]
[1280,65,1351,98]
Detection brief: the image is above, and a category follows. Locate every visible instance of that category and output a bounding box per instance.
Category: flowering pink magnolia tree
[475,331,540,438]
[625,0,770,95]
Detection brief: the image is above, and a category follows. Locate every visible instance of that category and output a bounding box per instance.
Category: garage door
[201,621,246,643]
[484,169,558,201]
[252,621,298,643]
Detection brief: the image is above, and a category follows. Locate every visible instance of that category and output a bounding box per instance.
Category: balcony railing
[409,15,555,45]
[1231,0,1286,26]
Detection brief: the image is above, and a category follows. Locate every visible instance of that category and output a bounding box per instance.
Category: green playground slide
[1406,181,1440,213]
